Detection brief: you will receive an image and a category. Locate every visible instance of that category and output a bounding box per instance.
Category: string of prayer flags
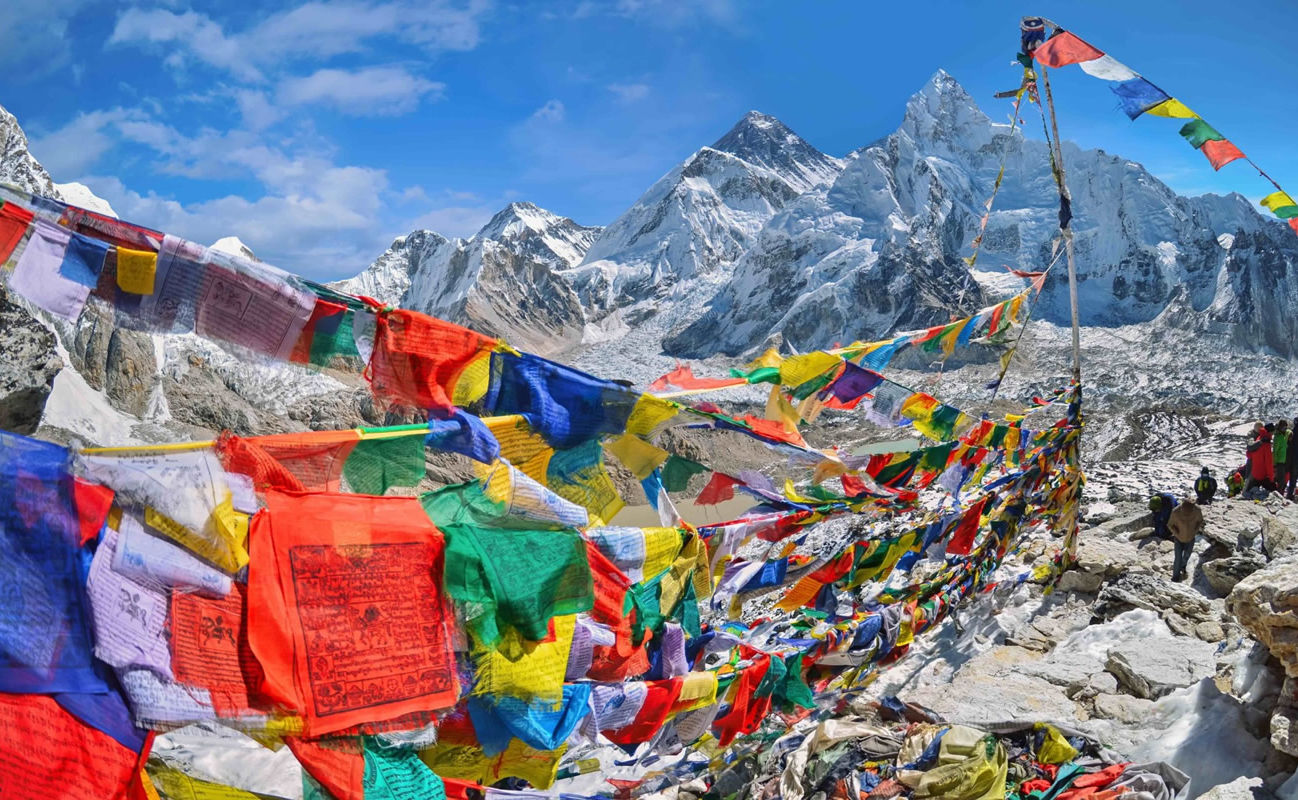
[1027,22,1281,222]
[649,364,746,392]
[484,351,639,449]
[247,491,460,737]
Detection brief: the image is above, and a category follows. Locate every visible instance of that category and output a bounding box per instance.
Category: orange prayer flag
[1200,138,1245,171]
[247,491,461,737]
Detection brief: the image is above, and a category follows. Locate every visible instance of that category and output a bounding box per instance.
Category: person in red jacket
[1246,422,1275,493]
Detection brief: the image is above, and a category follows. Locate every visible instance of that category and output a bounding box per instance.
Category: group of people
[1230,418,1298,498]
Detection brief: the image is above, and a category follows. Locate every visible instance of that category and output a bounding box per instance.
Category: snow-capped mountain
[0,106,115,215]
[336,203,598,354]
[665,71,1298,357]
[564,111,844,316]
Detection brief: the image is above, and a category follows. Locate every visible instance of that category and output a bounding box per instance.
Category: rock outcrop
[0,287,61,434]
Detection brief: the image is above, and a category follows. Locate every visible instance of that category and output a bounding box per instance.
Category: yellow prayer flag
[452,349,492,406]
[605,433,668,480]
[778,351,842,388]
[745,347,784,370]
[473,614,575,703]
[642,527,683,579]
[765,385,802,438]
[1145,98,1198,119]
[1261,191,1298,213]
[625,393,680,437]
[116,247,157,295]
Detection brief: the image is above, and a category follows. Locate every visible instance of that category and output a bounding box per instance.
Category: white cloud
[607,82,649,103]
[0,0,96,74]
[109,1,490,81]
[234,89,284,130]
[30,109,148,177]
[529,100,566,123]
[278,67,445,115]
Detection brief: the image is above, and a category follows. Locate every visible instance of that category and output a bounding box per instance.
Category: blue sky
[5,0,1295,278]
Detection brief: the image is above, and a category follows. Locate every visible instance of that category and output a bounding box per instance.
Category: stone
[1056,569,1103,594]
[1098,510,1153,535]
[1162,610,1196,638]
[1130,526,1157,541]
[1197,776,1266,800]
[0,286,61,434]
[1272,677,1298,758]
[1264,512,1298,560]
[103,328,158,417]
[1228,557,1298,679]
[1104,637,1217,699]
[1092,692,1155,724]
[1096,571,1214,623]
[1074,535,1141,579]
[1196,620,1227,643]
[905,646,1078,726]
[1203,552,1269,596]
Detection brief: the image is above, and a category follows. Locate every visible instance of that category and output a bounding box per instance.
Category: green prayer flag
[309,308,360,367]
[1179,119,1224,149]
[363,737,447,800]
[438,520,594,647]
[661,456,709,493]
[775,654,816,711]
[730,366,781,385]
[919,442,957,474]
[343,435,426,495]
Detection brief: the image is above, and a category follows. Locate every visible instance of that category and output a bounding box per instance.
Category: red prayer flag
[368,308,495,412]
[840,474,867,497]
[73,477,115,545]
[1032,31,1105,68]
[290,298,348,364]
[0,203,33,263]
[1200,139,1245,170]
[649,364,745,392]
[0,692,146,800]
[603,679,684,745]
[287,737,365,800]
[170,584,269,719]
[1290,218,1298,237]
[712,647,773,745]
[945,498,989,556]
[247,491,461,737]
[696,472,741,505]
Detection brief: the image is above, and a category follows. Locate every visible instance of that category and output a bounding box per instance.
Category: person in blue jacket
[1149,492,1175,539]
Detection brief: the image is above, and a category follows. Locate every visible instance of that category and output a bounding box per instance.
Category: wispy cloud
[109,1,491,81]
[278,67,445,115]
[607,82,650,103]
[0,0,96,76]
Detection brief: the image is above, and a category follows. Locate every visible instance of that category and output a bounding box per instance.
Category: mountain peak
[898,70,993,151]
[475,200,600,271]
[709,109,842,194]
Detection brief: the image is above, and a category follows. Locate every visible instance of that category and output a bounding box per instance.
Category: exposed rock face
[1229,557,1298,679]
[337,204,594,355]
[1203,552,1270,596]
[1096,571,1214,623]
[1104,638,1218,699]
[68,302,159,418]
[0,287,61,434]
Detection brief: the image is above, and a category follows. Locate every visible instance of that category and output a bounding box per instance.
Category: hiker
[1148,492,1175,539]
[1274,420,1290,493]
[1167,494,1203,582]
[1194,467,1217,504]
[1227,469,1245,498]
[1288,416,1298,498]
[1246,422,1274,493]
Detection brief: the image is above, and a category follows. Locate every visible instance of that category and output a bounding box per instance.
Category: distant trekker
[1227,469,1244,498]
[1167,495,1204,582]
[1274,420,1290,493]
[1246,423,1274,493]
[1194,468,1217,505]
[1288,416,1298,498]
[1148,493,1175,540]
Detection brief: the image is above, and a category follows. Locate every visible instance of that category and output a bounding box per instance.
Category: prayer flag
[485,351,637,449]
[247,491,460,737]
[9,218,90,320]
[1200,138,1245,170]
[1261,191,1298,219]
[660,455,709,493]
[0,692,148,800]
[1145,98,1197,119]
[60,232,110,288]
[1179,119,1224,148]
[0,202,33,265]
[1077,54,1138,81]
[1109,78,1171,119]
[369,309,496,413]
[115,248,158,295]
[1032,31,1104,68]
[696,472,740,506]
[946,498,989,556]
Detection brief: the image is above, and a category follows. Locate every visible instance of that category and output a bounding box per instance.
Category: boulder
[1197,776,1267,800]
[1272,677,1298,758]
[1091,692,1155,724]
[1096,571,1213,623]
[1264,512,1298,560]
[1201,500,1268,551]
[1203,551,1269,596]
[103,328,158,417]
[1056,569,1104,594]
[0,286,61,434]
[1074,535,1141,580]
[1228,557,1298,678]
[1196,620,1227,643]
[1104,637,1218,699]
